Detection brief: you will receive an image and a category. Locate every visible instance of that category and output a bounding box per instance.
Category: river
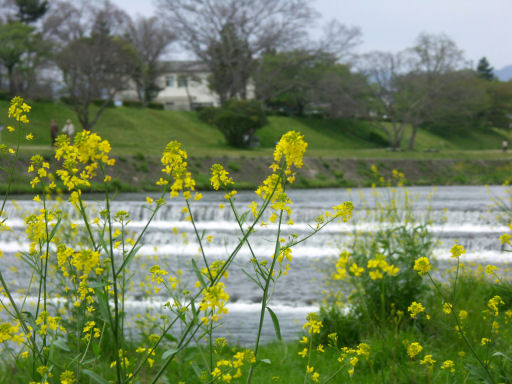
[0,185,509,344]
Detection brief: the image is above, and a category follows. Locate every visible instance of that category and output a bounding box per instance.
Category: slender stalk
[0,120,22,218]
[426,272,495,383]
[101,166,123,384]
[185,198,212,282]
[246,209,284,384]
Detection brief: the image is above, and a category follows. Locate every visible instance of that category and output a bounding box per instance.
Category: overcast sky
[112,0,512,69]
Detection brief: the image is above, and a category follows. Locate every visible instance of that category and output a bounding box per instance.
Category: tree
[404,33,467,148]
[476,57,494,81]
[359,51,416,149]
[16,0,48,23]
[55,1,135,130]
[255,50,337,115]
[126,16,176,107]
[0,21,39,95]
[314,64,370,119]
[0,0,48,23]
[57,35,136,130]
[482,80,512,129]
[157,0,316,104]
[206,22,253,104]
[254,17,361,115]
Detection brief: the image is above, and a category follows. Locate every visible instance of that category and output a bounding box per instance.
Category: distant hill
[494,65,512,81]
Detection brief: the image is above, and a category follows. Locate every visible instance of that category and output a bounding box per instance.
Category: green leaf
[48,217,62,242]
[116,244,143,276]
[239,211,249,225]
[163,333,177,342]
[493,351,512,363]
[22,311,37,331]
[94,288,110,323]
[191,259,207,288]
[161,348,179,361]
[83,369,110,384]
[52,338,71,352]
[241,268,263,289]
[266,307,282,342]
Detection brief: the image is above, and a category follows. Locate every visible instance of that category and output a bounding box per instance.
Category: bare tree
[359,51,421,149]
[316,20,362,63]
[57,35,135,130]
[157,0,317,104]
[43,0,130,45]
[404,33,467,148]
[54,1,135,130]
[126,16,176,107]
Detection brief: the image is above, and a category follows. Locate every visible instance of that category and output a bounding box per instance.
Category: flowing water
[0,185,509,344]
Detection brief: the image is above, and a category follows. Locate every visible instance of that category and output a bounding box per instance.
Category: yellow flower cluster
[8,96,31,124]
[273,130,308,183]
[441,359,455,373]
[407,342,423,359]
[367,254,399,280]
[82,321,101,341]
[450,243,465,258]
[210,164,234,190]
[35,311,65,336]
[413,257,431,275]
[25,209,55,254]
[0,322,23,344]
[59,370,76,384]
[255,131,307,219]
[55,131,115,191]
[332,251,349,280]
[56,245,101,310]
[337,343,371,375]
[420,354,436,371]
[157,141,196,198]
[211,350,256,383]
[303,312,322,334]
[332,202,354,222]
[306,365,320,382]
[28,155,55,191]
[488,295,504,316]
[199,282,229,325]
[408,301,425,319]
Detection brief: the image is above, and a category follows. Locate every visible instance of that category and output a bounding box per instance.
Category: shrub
[213,100,268,148]
[324,168,435,326]
[122,100,143,108]
[147,101,164,110]
[197,106,218,124]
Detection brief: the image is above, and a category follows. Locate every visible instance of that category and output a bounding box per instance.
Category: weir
[0,185,509,343]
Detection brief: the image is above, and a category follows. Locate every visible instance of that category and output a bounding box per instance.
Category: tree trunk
[7,65,15,96]
[408,125,419,150]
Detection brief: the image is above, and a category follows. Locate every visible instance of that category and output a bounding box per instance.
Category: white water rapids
[0,186,510,343]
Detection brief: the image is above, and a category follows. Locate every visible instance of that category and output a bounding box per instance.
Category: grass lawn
[2,100,512,159]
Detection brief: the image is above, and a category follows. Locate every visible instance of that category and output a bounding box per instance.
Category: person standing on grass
[62,119,75,138]
[51,119,58,146]
[503,140,508,152]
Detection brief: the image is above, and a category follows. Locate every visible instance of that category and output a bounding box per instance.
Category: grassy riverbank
[3,273,510,384]
[1,99,512,157]
[2,99,512,193]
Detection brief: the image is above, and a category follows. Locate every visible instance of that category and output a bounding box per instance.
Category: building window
[166,75,174,87]
[178,75,188,88]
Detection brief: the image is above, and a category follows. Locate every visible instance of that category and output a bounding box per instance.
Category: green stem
[101,166,123,384]
[246,209,284,384]
[426,272,495,384]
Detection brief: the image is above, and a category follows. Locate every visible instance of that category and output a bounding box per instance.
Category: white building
[153,61,218,110]
[121,61,254,111]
